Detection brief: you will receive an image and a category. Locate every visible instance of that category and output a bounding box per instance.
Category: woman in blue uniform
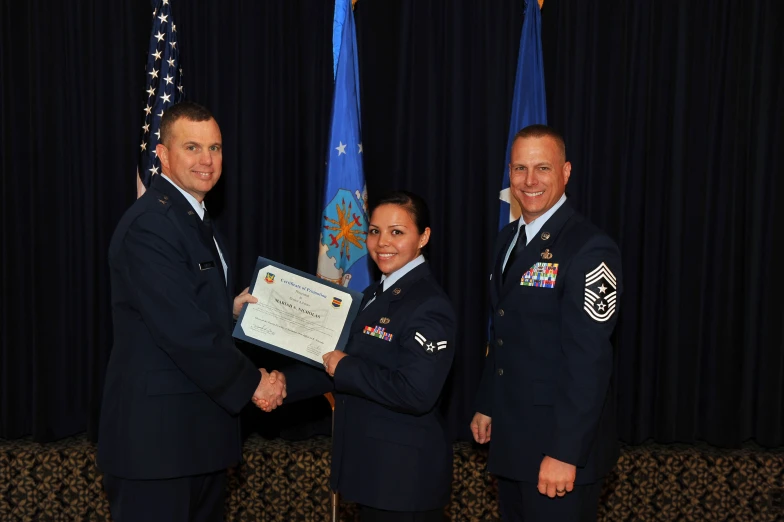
[265,191,456,521]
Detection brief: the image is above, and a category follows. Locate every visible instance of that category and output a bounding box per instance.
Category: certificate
[233,257,364,368]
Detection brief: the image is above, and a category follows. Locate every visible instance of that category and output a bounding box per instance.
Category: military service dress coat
[475,200,623,485]
[98,174,261,480]
[286,262,456,512]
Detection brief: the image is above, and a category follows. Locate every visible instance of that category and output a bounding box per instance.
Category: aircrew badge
[414,332,448,354]
[584,262,617,322]
[264,272,275,284]
[521,262,559,288]
[332,297,342,308]
[541,249,553,260]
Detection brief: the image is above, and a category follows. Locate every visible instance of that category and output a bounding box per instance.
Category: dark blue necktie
[503,225,526,282]
[199,209,225,284]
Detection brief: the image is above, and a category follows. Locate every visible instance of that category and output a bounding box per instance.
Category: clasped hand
[251,351,347,412]
[470,412,492,444]
[537,455,576,498]
[251,368,286,412]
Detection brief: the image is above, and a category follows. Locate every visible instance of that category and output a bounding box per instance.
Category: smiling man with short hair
[98,101,285,522]
[472,124,623,522]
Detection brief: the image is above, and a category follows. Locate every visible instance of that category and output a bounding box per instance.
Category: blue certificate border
[232,256,365,368]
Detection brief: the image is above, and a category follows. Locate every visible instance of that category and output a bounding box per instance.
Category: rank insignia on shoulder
[414,332,448,354]
[158,199,167,205]
[521,262,559,288]
[584,262,617,322]
[364,325,393,341]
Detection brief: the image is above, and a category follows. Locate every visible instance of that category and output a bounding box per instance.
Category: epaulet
[395,272,444,303]
[143,191,174,214]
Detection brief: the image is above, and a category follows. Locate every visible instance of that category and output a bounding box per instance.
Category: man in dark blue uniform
[98,102,285,522]
[471,125,622,521]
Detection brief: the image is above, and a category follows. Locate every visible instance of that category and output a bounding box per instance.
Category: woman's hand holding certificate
[232,257,363,368]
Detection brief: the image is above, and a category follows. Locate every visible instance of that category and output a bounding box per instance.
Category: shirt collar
[380,255,426,291]
[518,193,567,245]
[160,173,207,219]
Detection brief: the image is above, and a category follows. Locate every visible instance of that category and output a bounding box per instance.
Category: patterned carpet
[1,434,782,521]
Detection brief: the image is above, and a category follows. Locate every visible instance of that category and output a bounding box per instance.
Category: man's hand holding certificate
[233,257,363,368]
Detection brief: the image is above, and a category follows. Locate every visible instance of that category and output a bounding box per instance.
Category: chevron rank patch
[414,332,448,354]
[584,262,617,322]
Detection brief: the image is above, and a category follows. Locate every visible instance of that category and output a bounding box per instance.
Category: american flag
[137,0,184,197]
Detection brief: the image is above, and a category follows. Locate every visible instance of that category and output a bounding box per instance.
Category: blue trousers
[103,470,226,522]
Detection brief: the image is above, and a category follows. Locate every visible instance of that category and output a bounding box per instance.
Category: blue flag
[498,0,547,227]
[316,0,371,291]
[137,0,184,197]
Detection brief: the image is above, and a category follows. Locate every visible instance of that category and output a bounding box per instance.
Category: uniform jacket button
[498,368,504,376]
[498,309,504,316]
[497,338,504,346]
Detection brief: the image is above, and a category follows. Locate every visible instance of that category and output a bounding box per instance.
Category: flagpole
[324,391,339,521]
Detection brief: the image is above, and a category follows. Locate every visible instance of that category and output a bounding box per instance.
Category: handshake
[249,351,347,412]
[252,368,286,412]
[234,290,350,412]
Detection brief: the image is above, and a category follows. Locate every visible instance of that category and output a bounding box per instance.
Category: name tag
[199,261,216,270]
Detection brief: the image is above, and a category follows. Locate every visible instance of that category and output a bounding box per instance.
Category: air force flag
[316,0,371,291]
[498,0,547,227]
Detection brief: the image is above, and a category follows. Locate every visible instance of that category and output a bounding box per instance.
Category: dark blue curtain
[1,0,782,447]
